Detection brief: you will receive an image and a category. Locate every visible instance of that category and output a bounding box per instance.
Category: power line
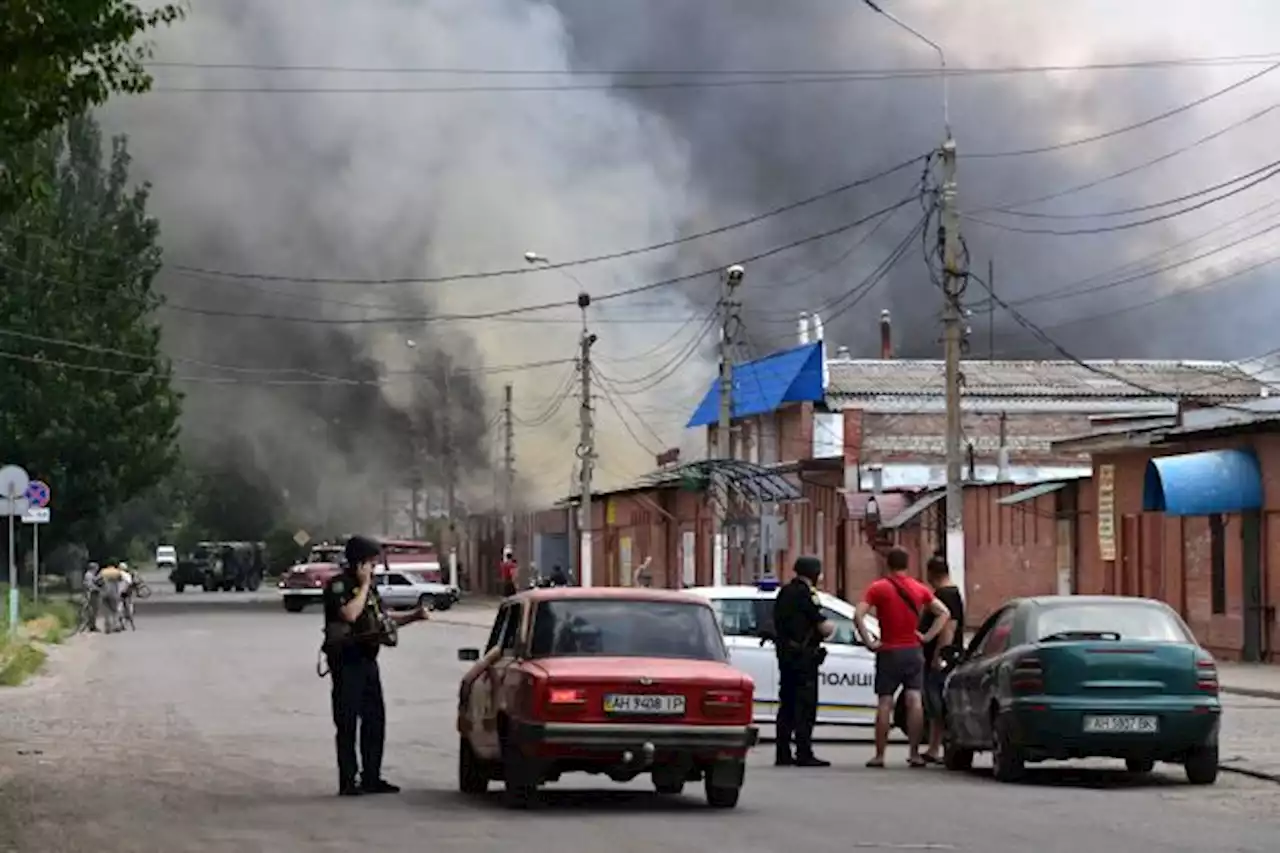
[964,162,1280,236]
[592,367,667,455]
[973,100,1280,214]
[146,51,1280,77]
[963,61,1280,159]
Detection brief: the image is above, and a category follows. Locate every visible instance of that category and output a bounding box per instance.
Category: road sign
[0,465,30,516]
[293,529,311,547]
[22,507,49,524]
[24,480,50,509]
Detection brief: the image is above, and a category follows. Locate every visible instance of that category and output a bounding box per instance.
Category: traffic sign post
[23,480,50,604]
[0,465,31,637]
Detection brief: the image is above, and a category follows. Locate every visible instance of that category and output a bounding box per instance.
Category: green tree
[1,0,183,211]
[0,113,181,558]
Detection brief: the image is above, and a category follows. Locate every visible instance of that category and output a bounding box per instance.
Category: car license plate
[604,694,686,715]
[1083,715,1159,734]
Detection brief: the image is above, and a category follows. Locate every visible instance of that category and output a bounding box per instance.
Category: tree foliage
[0,113,181,557]
[1,0,184,211]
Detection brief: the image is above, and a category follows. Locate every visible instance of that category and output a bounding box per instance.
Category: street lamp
[862,0,950,135]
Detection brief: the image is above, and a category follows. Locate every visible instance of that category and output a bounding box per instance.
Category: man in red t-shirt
[854,547,952,768]
[500,550,518,597]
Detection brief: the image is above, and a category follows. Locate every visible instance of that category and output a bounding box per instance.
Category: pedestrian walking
[81,562,101,632]
[854,547,951,768]
[772,556,835,767]
[920,554,965,764]
[499,549,518,597]
[322,534,431,797]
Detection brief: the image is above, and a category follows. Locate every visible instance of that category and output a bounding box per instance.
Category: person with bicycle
[118,562,137,629]
[97,563,127,634]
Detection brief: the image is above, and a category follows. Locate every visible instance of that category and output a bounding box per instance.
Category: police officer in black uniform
[772,556,835,767]
[323,535,431,796]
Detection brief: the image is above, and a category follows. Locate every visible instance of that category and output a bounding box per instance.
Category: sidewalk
[1218,662,1280,700]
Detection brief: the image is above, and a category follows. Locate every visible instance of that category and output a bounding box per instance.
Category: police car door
[816,606,877,726]
[712,597,778,722]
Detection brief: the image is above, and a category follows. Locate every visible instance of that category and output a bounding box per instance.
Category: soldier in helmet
[322,535,431,796]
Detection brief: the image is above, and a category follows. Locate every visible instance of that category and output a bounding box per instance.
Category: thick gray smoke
[552,0,1280,360]
[104,0,716,514]
[106,0,1280,520]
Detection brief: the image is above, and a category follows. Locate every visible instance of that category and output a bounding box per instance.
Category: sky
[102,0,1280,512]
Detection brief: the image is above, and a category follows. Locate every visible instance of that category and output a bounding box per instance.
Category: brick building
[1053,401,1280,662]
[464,311,1266,615]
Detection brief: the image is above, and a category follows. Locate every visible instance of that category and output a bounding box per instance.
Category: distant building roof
[827,359,1265,402]
[687,342,824,428]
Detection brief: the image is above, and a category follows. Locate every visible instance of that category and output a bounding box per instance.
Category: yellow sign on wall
[1097,464,1116,562]
[605,499,617,527]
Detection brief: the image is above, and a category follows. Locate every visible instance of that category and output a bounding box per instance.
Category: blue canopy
[686,342,824,428]
[1143,449,1263,516]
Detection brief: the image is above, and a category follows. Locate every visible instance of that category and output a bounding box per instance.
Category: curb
[1220,685,1280,702]
[1221,763,1280,784]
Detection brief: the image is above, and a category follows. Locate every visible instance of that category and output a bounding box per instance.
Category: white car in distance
[374,569,459,611]
[687,580,881,728]
[155,545,177,570]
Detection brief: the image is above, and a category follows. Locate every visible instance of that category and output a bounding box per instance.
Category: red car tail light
[1010,655,1044,694]
[1196,658,1219,694]
[703,688,748,716]
[547,687,587,706]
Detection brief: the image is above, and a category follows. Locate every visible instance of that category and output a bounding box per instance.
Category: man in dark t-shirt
[919,554,965,763]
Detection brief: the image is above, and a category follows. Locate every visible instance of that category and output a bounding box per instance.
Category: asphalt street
[0,591,1277,852]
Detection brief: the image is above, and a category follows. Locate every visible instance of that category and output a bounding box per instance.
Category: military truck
[170,541,266,592]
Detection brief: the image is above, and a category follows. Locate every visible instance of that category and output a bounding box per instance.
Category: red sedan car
[456,587,758,809]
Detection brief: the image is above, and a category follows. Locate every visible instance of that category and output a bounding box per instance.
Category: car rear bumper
[1009,697,1221,759]
[512,721,759,752]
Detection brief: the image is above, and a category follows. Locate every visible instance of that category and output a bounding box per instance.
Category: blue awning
[1142,449,1263,516]
[686,341,824,428]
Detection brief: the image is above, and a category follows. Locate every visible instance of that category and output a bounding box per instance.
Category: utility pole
[941,136,967,598]
[502,383,515,555]
[576,293,598,587]
[713,265,745,587]
[441,364,459,589]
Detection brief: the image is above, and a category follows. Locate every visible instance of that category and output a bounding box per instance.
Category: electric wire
[591,366,667,455]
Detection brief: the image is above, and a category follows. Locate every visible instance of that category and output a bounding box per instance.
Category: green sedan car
[942,596,1221,785]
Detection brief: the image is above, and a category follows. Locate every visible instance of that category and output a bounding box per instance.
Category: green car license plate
[1083,715,1158,734]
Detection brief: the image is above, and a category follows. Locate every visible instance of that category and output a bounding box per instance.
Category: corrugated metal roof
[827,359,1264,400]
[997,481,1069,505]
[882,490,946,529]
[687,341,824,427]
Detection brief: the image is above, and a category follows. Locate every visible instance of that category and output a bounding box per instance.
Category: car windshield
[1034,603,1192,644]
[530,599,727,661]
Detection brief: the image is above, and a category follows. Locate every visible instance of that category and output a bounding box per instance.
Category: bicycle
[120,578,150,631]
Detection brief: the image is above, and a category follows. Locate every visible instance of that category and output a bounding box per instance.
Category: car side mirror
[457,648,480,662]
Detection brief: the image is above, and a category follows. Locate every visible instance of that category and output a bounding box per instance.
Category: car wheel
[1125,758,1155,774]
[434,594,454,611]
[283,598,306,613]
[458,736,490,795]
[500,736,539,809]
[991,714,1025,783]
[1184,745,1219,785]
[202,581,215,592]
[418,594,436,612]
[704,778,741,809]
[174,583,185,594]
[653,779,685,795]
[943,738,973,772]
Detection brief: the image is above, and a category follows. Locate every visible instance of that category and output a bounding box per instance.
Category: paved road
[0,602,1277,852]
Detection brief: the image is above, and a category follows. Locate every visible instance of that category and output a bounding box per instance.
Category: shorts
[923,667,947,721]
[874,647,925,697]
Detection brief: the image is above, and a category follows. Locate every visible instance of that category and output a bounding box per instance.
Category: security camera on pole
[0,464,31,636]
[863,0,966,598]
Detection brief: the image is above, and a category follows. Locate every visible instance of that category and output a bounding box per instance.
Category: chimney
[811,312,824,343]
[811,312,828,390]
[879,309,893,359]
[836,345,851,359]
[798,311,810,345]
[996,411,1011,481]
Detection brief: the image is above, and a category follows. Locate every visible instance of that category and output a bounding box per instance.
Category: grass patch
[0,585,78,685]
[0,641,47,687]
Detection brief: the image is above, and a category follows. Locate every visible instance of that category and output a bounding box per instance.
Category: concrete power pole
[576,293,598,587]
[713,265,745,587]
[502,383,515,554]
[940,136,967,598]
[441,365,459,589]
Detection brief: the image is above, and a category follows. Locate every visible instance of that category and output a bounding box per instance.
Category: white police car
[687,580,880,727]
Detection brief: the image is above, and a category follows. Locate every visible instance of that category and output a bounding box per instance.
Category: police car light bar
[756,577,780,592]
